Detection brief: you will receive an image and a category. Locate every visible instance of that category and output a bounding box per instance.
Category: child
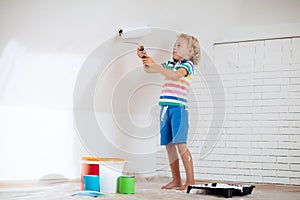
[137,33,200,190]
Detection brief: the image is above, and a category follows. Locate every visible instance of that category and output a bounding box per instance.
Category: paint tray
[187,183,255,198]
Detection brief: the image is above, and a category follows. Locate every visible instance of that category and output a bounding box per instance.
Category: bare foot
[161,180,182,189]
[176,183,193,191]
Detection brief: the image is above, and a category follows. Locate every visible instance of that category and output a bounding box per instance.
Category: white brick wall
[156,36,300,185]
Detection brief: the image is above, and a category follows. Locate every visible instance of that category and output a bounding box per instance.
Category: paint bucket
[99,158,125,194]
[80,157,125,193]
[83,175,100,192]
[117,176,135,194]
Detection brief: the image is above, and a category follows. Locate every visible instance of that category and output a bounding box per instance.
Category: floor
[0,177,300,200]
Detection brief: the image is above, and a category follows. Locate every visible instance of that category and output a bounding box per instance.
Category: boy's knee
[165,144,176,153]
[176,143,188,154]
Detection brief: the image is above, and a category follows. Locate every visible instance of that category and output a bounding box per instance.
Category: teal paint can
[83,175,100,192]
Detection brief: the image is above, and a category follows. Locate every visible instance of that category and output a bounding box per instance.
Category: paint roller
[117,27,151,39]
[117,27,151,58]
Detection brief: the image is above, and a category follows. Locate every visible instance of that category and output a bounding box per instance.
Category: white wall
[239,0,300,26]
[0,0,242,181]
[0,0,299,182]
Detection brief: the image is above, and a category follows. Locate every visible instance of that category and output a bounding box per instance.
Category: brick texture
[156,37,300,185]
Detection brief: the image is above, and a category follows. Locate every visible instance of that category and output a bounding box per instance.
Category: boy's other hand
[137,47,147,59]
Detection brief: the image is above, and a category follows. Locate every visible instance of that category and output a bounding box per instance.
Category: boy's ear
[188,48,194,56]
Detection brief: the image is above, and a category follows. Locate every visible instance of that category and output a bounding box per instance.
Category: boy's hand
[137,47,154,64]
[137,46,147,59]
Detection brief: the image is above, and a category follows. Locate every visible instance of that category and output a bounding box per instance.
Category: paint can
[99,158,125,193]
[118,176,135,194]
[83,175,100,192]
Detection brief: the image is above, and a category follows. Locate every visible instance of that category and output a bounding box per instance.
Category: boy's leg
[176,143,195,190]
[161,144,182,189]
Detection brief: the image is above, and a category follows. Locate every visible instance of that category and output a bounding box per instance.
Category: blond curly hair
[177,33,201,66]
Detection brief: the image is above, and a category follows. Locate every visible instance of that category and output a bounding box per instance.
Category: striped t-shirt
[159,59,194,107]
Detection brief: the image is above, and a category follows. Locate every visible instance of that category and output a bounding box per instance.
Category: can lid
[81,156,125,162]
[119,175,135,178]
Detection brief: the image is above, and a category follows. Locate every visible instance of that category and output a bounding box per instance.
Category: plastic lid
[119,175,135,178]
[81,156,125,162]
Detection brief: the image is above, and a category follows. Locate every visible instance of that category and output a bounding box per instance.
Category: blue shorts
[160,105,189,145]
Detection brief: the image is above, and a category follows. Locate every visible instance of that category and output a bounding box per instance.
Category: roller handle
[138,45,147,59]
